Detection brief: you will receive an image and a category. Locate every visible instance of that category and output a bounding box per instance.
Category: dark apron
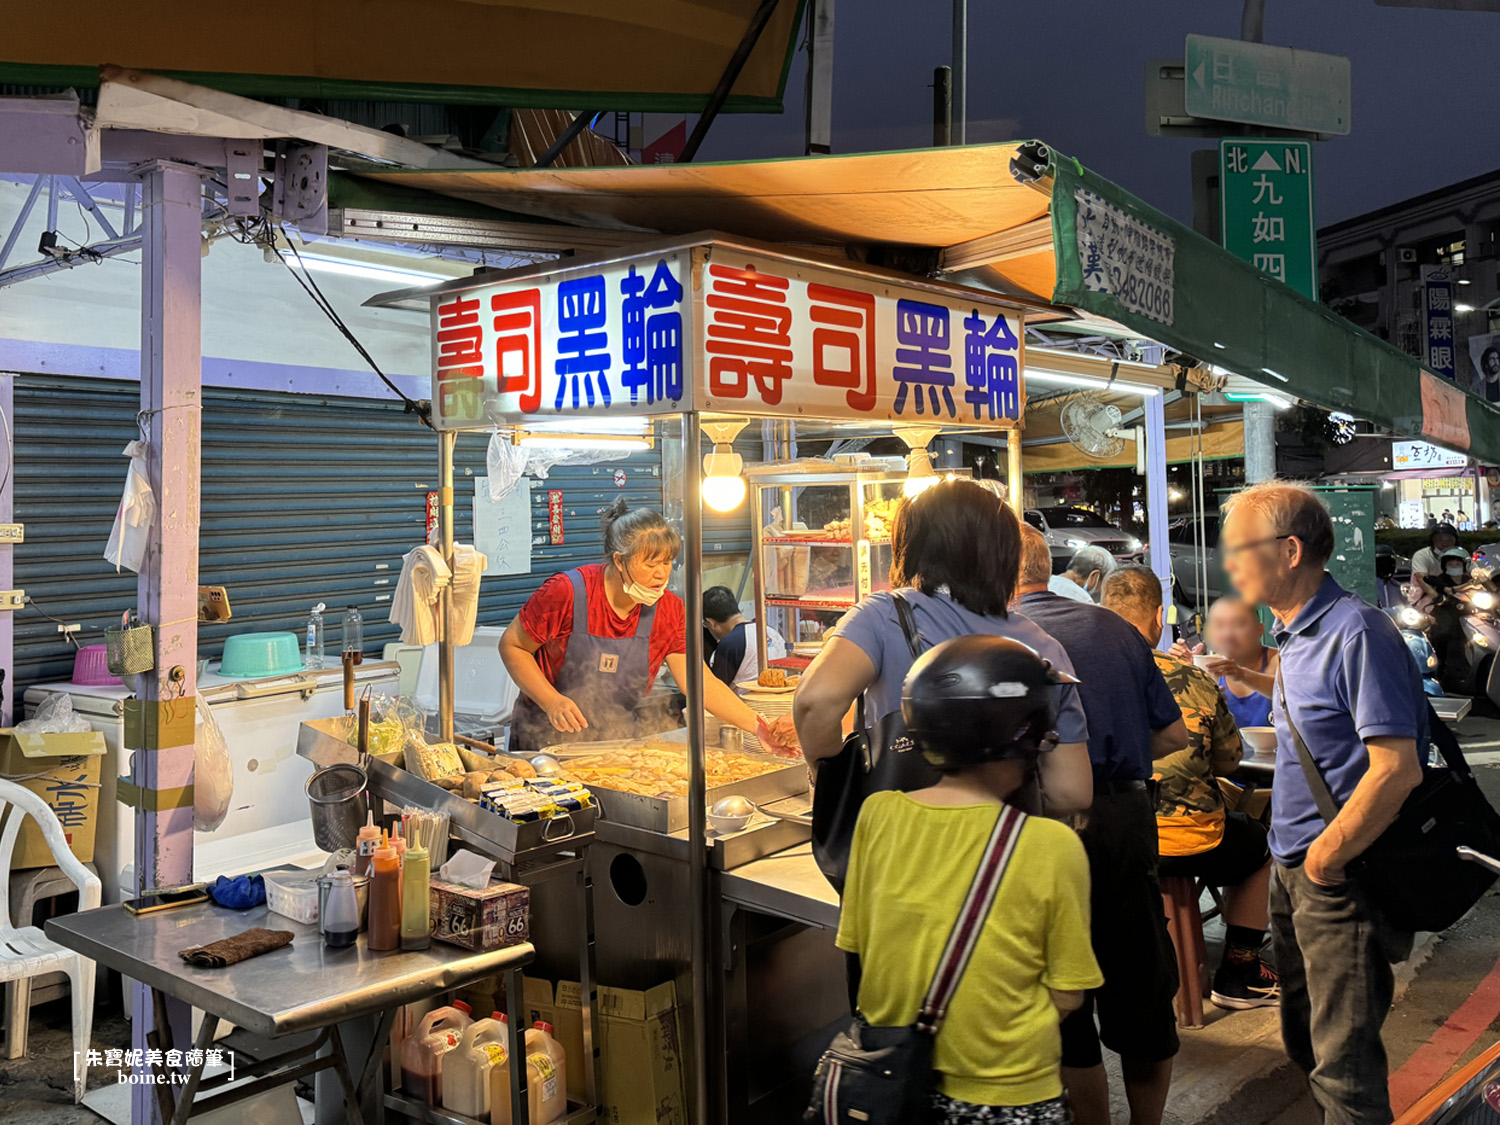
[508,568,657,754]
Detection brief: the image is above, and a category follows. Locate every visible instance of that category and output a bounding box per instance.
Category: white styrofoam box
[382,642,425,698]
[414,626,519,721]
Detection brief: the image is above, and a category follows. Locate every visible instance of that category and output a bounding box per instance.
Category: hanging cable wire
[221,214,432,428]
[273,225,433,428]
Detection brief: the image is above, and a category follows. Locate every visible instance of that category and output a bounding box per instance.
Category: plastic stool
[1160,875,1210,1029]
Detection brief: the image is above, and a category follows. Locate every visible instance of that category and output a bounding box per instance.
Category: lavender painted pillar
[1144,393,1172,649]
[131,160,203,1124]
[0,374,12,727]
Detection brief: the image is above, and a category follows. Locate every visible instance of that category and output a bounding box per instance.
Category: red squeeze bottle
[367,844,401,951]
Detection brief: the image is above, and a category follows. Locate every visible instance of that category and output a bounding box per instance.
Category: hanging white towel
[449,543,489,646]
[390,545,451,646]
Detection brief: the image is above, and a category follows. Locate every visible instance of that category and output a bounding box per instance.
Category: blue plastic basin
[219,632,305,678]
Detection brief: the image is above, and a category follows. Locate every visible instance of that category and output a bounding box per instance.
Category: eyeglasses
[1221,534,1294,560]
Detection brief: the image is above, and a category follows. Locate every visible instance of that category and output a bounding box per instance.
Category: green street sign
[1186,35,1351,135]
[1220,140,1317,299]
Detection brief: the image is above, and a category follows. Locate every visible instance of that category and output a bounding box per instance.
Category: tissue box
[429,879,530,951]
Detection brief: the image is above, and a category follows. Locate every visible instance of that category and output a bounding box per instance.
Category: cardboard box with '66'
[428,879,530,951]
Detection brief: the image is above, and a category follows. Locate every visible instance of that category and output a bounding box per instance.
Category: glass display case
[747,465,910,674]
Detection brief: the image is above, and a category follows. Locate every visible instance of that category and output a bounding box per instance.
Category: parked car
[1024,507,1144,574]
[1166,515,1221,608]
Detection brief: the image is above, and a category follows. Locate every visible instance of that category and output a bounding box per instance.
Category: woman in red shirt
[500,499,793,755]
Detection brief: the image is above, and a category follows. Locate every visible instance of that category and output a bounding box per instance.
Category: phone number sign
[428,243,1028,429]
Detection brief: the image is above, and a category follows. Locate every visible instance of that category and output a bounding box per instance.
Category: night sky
[699,0,1500,228]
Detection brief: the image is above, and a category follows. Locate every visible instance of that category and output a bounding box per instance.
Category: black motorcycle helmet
[901,634,1079,770]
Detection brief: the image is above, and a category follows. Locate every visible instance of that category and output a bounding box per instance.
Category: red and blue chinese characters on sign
[432,250,1022,425]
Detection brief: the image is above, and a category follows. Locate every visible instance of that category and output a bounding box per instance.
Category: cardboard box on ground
[0,730,105,869]
[457,975,687,1124]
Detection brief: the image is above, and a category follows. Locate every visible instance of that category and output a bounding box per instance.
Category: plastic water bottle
[342,606,364,664]
[306,603,326,670]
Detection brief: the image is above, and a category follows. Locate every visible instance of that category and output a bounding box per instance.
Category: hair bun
[601,496,631,531]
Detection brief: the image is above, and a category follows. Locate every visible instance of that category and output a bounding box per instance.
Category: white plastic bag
[194,694,234,832]
[486,432,529,501]
[14,693,92,734]
[104,441,156,574]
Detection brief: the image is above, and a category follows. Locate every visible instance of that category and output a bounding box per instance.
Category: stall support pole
[133,158,205,1125]
[438,430,457,743]
[1006,430,1023,515]
[1144,394,1172,648]
[681,413,711,1125]
[803,0,834,155]
[1244,399,1276,483]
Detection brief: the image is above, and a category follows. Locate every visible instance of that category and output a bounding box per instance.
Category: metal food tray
[541,731,809,834]
[297,719,595,863]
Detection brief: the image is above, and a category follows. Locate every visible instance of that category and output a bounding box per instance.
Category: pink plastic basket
[72,643,123,686]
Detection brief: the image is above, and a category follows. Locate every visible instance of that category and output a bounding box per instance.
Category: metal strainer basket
[104,619,155,676]
[306,763,369,853]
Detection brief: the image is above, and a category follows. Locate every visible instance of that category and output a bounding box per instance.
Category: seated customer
[702,585,787,691]
[837,636,1103,1124]
[1101,567,1280,1010]
[1049,545,1116,604]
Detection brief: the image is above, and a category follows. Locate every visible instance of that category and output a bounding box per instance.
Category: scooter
[1388,604,1445,698]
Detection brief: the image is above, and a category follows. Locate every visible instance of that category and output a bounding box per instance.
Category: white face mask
[1447,566,1466,578]
[623,578,666,607]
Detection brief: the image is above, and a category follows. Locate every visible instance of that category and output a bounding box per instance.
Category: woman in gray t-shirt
[793,479,1093,814]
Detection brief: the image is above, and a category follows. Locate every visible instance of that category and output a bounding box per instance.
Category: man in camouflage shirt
[1102,566,1280,1010]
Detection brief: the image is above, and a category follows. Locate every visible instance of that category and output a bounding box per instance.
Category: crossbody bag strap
[892,590,927,659]
[916,803,1027,1033]
[1276,669,1342,826]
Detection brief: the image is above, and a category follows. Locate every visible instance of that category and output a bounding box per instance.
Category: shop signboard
[431,250,692,429]
[1185,36,1351,135]
[1421,266,1457,380]
[1220,140,1317,299]
[1392,439,1468,471]
[427,241,1028,430]
[694,246,1025,424]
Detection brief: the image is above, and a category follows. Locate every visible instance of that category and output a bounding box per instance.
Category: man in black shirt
[1015,525,1186,1125]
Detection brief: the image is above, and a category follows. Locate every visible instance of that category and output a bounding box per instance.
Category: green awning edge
[1046,147,1500,464]
[327,172,576,226]
[0,54,800,114]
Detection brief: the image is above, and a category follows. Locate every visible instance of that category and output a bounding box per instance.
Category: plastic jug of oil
[443,1013,510,1117]
[400,1004,473,1104]
[491,1021,567,1125]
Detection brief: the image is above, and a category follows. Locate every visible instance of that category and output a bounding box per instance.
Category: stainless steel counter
[718,843,840,931]
[46,900,535,1038]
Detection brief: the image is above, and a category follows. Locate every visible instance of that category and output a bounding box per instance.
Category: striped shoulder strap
[916,803,1027,1033]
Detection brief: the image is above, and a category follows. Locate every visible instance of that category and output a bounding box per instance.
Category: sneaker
[1211,958,1281,1010]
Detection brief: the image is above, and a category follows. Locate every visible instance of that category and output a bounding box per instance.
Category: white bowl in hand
[1192,653,1219,671]
[1241,726,1277,755]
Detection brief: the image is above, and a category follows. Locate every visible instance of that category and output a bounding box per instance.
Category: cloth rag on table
[389,542,487,647]
[178,927,293,968]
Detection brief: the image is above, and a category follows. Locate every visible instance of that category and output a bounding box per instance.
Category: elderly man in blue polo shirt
[1221,481,1425,1125]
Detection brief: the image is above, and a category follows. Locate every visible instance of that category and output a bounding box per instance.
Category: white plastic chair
[0,777,101,1102]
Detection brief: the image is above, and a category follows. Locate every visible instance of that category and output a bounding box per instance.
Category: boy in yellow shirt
[836,635,1103,1124]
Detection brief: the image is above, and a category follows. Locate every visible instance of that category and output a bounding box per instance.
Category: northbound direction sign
[1220,139,1317,299]
[1186,35,1351,135]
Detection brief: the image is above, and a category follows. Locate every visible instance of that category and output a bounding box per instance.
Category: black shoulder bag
[1278,671,1500,932]
[811,592,941,894]
[805,803,1028,1125]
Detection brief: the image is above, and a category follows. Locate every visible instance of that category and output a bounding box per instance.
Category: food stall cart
[375,230,1031,1123]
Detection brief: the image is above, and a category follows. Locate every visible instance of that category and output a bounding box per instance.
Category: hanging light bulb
[896,425,943,498]
[702,420,750,512]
